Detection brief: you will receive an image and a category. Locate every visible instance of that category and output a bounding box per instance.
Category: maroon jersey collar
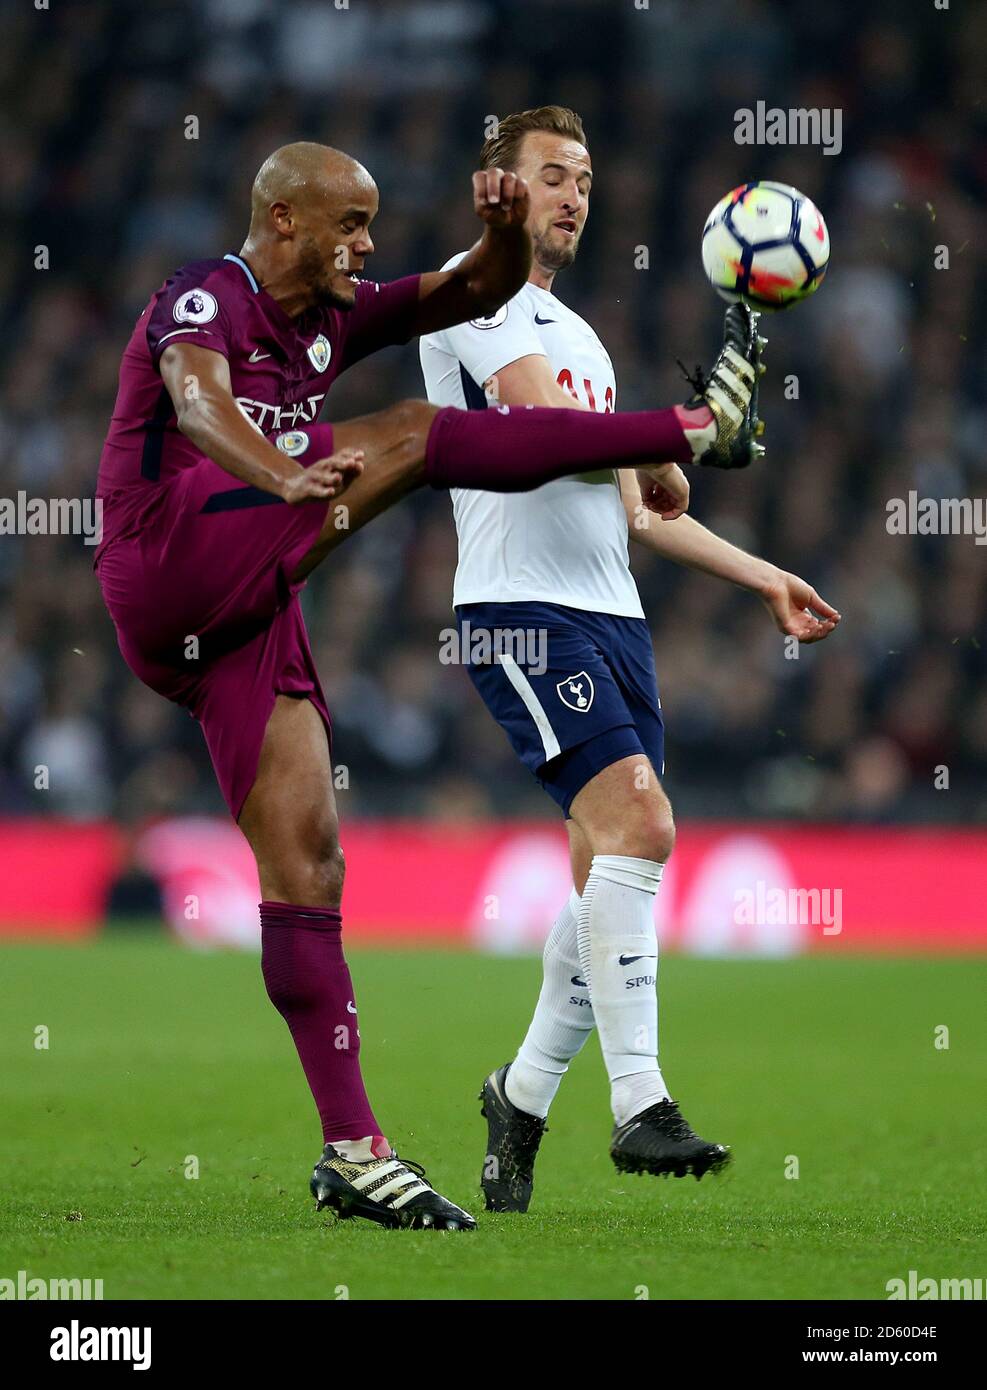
[223,251,321,334]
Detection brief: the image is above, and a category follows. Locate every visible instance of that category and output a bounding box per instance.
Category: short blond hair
[480,106,587,171]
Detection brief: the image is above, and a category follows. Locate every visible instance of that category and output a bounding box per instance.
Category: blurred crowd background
[1,0,984,827]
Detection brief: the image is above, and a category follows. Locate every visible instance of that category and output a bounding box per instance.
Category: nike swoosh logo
[248,349,271,362]
[571,975,588,988]
[533,313,556,325]
[346,1001,357,1014]
[619,954,657,966]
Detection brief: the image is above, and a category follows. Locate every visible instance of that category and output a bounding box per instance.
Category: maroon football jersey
[96,253,420,556]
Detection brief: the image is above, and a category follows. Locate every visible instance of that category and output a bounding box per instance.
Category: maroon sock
[260,901,382,1145]
[423,403,693,491]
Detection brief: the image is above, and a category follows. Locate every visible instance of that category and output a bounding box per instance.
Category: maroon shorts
[97,425,337,819]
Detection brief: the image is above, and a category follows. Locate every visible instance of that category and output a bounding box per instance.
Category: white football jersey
[419,253,644,618]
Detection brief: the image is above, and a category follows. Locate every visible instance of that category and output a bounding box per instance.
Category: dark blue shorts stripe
[140,386,176,481]
[200,487,285,513]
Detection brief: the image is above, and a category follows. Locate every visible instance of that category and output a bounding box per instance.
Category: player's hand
[280,448,365,506]
[472,168,530,229]
[638,464,690,520]
[758,569,841,643]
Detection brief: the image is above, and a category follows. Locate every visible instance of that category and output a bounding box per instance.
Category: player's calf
[566,759,676,1132]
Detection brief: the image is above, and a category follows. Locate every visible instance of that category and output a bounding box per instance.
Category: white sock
[331,1135,390,1163]
[576,854,671,1125]
[506,889,595,1119]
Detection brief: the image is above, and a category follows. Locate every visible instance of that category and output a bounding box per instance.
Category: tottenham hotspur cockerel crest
[557,672,594,712]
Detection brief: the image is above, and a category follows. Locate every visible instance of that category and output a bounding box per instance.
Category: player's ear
[270,201,294,236]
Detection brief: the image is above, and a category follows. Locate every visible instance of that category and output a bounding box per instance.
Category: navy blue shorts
[456,601,665,815]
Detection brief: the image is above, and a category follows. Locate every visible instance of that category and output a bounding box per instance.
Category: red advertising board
[0,818,983,954]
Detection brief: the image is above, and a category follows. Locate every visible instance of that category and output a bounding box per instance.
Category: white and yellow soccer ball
[701,181,830,310]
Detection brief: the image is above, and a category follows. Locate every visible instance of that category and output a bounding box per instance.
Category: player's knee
[269,836,344,908]
[308,839,345,905]
[645,800,676,863]
[603,792,675,865]
[388,398,439,448]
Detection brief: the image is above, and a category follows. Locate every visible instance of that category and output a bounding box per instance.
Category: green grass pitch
[2,938,985,1300]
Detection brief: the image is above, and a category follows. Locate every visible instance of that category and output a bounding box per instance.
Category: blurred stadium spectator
[1,0,984,825]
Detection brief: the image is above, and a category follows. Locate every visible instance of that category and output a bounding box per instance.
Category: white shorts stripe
[497,653,561,762]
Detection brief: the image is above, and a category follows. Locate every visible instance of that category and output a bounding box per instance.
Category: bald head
[241,141,379,315]
[249,142,375,230]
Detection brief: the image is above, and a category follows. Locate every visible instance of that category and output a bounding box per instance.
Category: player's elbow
[386,398,440,444]
[173,404,202,447]
[173,394,214,448]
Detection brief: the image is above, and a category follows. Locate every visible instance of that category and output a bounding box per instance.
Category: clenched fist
[638,464,690,521]
[472,167,530,229]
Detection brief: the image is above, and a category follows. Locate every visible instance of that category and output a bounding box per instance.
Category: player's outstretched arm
[411,168,532,336]
[620,471,840,643]
[159,342,363,505]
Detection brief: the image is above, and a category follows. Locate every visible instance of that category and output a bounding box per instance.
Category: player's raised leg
[239,693,476,1231]
[290,302,762,581]
[292,393,702,579]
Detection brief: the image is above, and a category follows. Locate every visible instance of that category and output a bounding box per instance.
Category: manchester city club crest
[172,288,218,324]
[307,334,331,371]
[556,672,594,712]
[274,431,310,457]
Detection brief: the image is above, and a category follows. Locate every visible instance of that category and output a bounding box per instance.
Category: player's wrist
[748,560,784,597]
[270,462,303,500]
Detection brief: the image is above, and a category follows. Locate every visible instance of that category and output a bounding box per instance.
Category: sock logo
[346,1001,357,1014]
[557,672,594,712]
[570,974,588,987]
[619,953,657,966]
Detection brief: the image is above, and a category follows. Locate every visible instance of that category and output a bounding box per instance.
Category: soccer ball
[701,181,830,311]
